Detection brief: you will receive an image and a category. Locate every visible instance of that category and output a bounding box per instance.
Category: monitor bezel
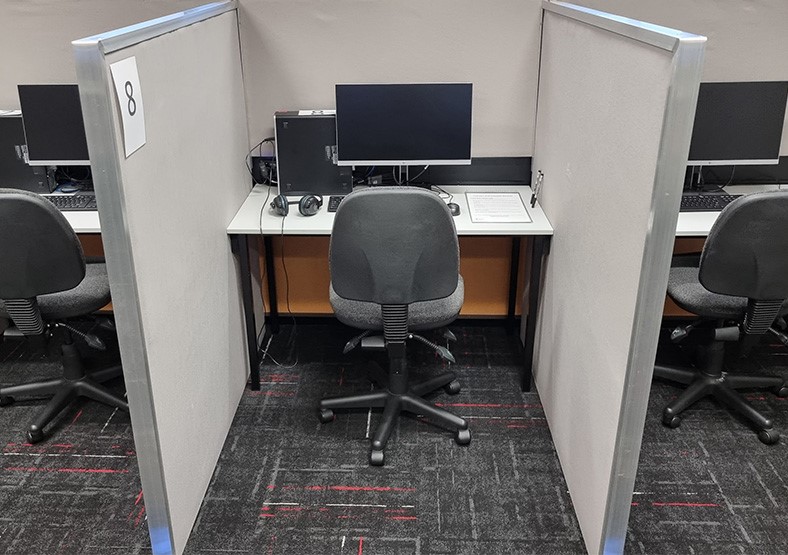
[335,82,473,167]
[686,81,787,167]
[18,84,91,167]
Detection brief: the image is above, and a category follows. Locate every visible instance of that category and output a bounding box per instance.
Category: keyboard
[680,193,741,212]
[44,194,97,211]
[327,195,345,213]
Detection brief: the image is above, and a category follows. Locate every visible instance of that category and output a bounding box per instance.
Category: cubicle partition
[529,2,705,554]
[73,2,249,553]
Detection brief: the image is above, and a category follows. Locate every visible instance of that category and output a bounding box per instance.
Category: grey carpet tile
[0,322,148,555]
[184,323,585,554]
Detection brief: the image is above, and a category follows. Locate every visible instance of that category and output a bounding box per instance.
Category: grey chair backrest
[0,188,85,334]
[330,187,459,305]
[699,190,788,337]
[700,190,788,300]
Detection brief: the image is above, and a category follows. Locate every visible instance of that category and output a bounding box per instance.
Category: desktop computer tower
[274,110,352,196]
[0,113,51,194]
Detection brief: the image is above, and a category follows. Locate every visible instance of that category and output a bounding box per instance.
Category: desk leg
[506,237,521,334]
[521,236,548,392]
[231,234,261,391]
[263,235,280,334]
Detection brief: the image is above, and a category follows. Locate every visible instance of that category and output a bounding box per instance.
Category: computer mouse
[447,202,460,216]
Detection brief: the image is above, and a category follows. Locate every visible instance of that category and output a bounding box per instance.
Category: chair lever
[408,333,456,363]
[53,323,106,351]
[670,322,698,342]
[769,327,788,348]
[343,330,371,354]
[440,328,457,342]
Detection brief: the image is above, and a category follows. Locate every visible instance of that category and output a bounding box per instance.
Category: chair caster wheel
[444,380,461,395]
[455,428,471,445]
[318,408,334,424]
[369,450,384,466]
[772,386,788,398]
[662,414,681,429]
[0,396,14,407]
[27,428,44,444]
[758,429,780,445]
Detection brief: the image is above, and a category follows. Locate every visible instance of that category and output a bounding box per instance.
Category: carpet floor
[1,320,787,554]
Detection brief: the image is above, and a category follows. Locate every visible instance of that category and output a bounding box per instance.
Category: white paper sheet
[465,192,532,223]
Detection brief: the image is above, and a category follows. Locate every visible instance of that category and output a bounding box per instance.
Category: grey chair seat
[0,263,110,320]
[330,276,464,331]
[668,266,788,319]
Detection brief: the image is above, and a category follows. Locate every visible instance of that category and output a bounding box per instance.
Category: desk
[62,210,101,233]
[227,184,554,391]
[676,184,784,237]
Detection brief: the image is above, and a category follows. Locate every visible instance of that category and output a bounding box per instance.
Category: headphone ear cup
[271,194,289,216]
[299,194,323,216]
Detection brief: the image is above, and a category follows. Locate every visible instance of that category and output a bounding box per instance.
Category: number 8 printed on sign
[110,56,146,157]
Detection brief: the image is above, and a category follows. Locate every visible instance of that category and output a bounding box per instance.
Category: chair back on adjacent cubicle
[0,189,85,317]
[700,191,788,302]
[0,188,126,444]
[654,191,788,445]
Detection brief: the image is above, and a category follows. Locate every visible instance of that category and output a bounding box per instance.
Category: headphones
[270,194,323,217]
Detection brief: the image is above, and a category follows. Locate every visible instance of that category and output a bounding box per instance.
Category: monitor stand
[686,165,724,194]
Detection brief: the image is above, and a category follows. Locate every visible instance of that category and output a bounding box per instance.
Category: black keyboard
[328,195,345,213]
[680,193,741,212]
[44,194,97,211]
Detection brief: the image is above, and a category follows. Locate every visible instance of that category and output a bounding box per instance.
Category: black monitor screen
[335,83,472,166]
[18,84,90,166]
[688,81,788,166]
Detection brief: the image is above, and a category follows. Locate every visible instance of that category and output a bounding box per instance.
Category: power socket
[251,156,276,184]
[367,174,383,185]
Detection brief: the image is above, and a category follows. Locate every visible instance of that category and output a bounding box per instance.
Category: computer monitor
[335,83,472,166]
[0,113,52,193]
[18,84,90,166]
[687,81,788,166]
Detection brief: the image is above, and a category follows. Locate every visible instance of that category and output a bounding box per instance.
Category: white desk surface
[675,184,785,237]
[227,184,554,236]
[63,210,101,233]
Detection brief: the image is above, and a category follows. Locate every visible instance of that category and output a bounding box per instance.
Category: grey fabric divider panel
[74,5,249,554]
[529,4,703,554]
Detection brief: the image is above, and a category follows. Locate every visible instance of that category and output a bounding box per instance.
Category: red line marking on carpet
[631,502,639,506]
[134,489,144,505]
[388,516,417,521]
[266,536,276,555]
[248,391,295,397]
[305,485,415,492]
[277,506,304,512]
[70,409,83,425]
[259,513,276,518]
[434,402,542,409]
[651,502,719,507]
[134,506,146,528]
[3,467,128,474]
[358,537,364,555]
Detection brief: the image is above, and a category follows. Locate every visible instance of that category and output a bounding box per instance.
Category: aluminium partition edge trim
[72,2,237,554]
[542,2,707,553]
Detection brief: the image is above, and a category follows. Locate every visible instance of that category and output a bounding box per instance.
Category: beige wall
[0,0,205,107]
[1,0,787,155]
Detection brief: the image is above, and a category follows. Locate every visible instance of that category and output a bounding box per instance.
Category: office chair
[654,190,788,444]
[0,188,127,443]
[319,187,469,466]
